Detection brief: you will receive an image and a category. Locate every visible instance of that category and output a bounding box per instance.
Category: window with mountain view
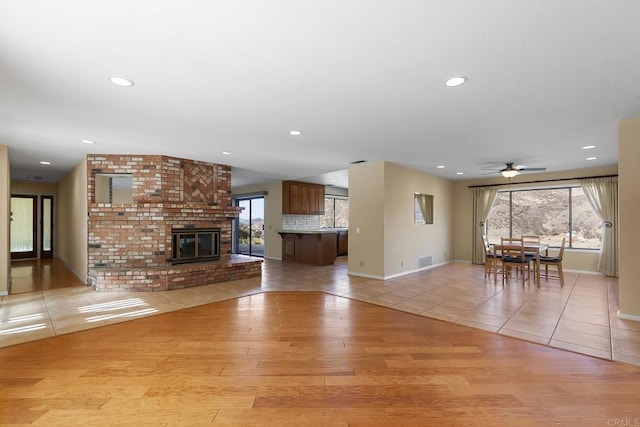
[485,186,601,249]
[321,197,349,228]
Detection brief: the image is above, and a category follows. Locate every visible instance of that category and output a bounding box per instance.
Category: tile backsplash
[282,215,321,230]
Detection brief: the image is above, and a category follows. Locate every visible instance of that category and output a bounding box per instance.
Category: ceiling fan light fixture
[501,169,519,178]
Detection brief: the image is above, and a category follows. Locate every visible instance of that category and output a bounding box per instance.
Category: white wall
[348,161,454,279]
[0,145,10,295]
[348,162,386,277]
[57,159,88,282]
[619,117,640,319]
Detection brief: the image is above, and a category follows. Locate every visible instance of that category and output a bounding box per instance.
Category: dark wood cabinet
[337,230,348,256]
[283,181,325,215]
[282,234,296,261]
[308,184,325,215]
[278,231,337,265]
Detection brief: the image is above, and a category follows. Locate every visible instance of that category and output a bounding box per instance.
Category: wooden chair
[540,238,566,287]
[500,237,530,286]
[521,234,541,257]
[521,234,541,278]
[482,235,500,283]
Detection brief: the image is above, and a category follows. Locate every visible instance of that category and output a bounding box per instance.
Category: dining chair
[482,235,500,283]
[521,234,542,279]
[521,234,541,257]
[540,237,566,287]
[500,237,530,286]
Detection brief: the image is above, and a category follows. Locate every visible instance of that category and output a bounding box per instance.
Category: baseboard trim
[617,311,640,322]
[348,261,452,281]
[563,268,603,275]
[58,259,88,285]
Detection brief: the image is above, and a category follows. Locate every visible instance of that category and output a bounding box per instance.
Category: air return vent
[417,256,432,268]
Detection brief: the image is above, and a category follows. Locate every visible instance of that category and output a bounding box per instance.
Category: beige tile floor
[2,257,640,367]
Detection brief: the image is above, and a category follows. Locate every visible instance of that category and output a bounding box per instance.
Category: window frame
[486,185,601,250]
[321,196,349,229]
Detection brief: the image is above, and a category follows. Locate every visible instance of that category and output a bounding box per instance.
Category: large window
[321,197,349,228]
[486,186,601,249]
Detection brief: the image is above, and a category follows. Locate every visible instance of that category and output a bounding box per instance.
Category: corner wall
[348,162,386,277]
[57,159,88,283]
[619,117,640,319]
[348,161,453,279]
[0,146,10,295]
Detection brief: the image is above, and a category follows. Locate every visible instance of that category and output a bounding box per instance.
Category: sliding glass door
[235,197,265,257]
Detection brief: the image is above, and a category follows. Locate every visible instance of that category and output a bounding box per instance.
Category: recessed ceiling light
[81,139,95,144]
[222,151,232,155]
[40,161,51,165]
[581,145,597,149]
[289,130,302,136]
[436,165,445,169]
[586,157,597,161]
[109,76,134,87]
[445,76,467,87]
[456,172,464,175]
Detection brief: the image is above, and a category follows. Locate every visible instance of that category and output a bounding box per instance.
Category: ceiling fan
[483,162,547,178]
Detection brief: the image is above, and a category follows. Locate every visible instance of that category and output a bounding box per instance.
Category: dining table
[492,242,549,287]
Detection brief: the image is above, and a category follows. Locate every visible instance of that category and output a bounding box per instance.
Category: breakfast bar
[278,230,338,266]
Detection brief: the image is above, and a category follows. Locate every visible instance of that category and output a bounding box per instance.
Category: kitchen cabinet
[282,181,325,215]
[282,233,296,261]
[278,231,337,265]
[337,230,348,256]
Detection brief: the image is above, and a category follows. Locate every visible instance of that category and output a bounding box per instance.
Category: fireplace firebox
[171,228,220,264]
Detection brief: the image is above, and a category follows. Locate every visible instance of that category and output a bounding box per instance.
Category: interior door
[235,197,265,257]
[40,195,54,258]
[10,195,37,259]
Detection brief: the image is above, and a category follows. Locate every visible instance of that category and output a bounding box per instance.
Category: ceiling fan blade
[520,167,547,172]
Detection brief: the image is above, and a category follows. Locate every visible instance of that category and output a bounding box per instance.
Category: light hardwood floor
[1,258,640,425]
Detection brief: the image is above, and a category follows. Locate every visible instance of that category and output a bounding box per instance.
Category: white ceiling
[2,1,639,189]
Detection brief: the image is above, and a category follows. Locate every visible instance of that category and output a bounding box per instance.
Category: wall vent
[417,256,432,268]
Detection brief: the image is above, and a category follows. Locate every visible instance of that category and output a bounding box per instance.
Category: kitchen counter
[278,231,338,265]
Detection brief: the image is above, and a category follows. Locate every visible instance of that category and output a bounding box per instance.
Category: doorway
[10,194,54,260]
[235,196,265,257]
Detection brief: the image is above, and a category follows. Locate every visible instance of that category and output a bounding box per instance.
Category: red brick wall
[86,154,261,291]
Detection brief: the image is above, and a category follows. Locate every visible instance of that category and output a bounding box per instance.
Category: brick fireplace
[86,154,262,291]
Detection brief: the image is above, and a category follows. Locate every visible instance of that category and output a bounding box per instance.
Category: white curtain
[580,177,619,276]
[472,187,498,264]
[416,193,433,224]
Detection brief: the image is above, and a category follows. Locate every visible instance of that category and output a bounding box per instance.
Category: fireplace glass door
[172,229,220,264]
